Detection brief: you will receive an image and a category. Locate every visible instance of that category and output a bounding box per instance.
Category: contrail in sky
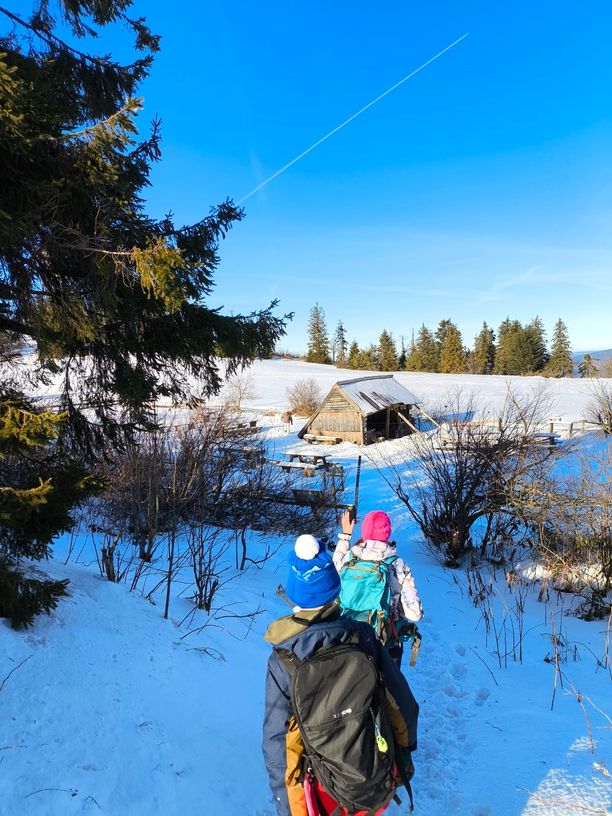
[237,33,469,205]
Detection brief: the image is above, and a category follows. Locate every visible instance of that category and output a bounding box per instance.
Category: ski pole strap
[405,780,414,812]
[276,584,295,609]
[396,759,415,812]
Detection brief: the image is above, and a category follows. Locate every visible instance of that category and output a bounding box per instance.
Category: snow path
[2,453,611,815]
[1,363,611,815]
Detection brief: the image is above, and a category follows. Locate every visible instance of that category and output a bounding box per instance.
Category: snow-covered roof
[336,375,419,414]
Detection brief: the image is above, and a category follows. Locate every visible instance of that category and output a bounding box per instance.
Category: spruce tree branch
[39,97,141,143]
[0,6,149,72]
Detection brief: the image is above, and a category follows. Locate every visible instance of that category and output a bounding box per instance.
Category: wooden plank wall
[306,386,364,442]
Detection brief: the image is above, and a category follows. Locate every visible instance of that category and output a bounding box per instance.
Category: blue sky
[26,1,612,351]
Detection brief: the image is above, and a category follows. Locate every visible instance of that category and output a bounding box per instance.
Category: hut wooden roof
[332,375,418,416]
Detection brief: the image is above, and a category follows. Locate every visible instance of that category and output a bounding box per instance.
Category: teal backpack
[339,555,398,642]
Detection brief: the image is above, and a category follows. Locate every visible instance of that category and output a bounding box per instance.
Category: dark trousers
[388,642,403,669]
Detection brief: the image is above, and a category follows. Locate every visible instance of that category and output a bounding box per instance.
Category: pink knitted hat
[361,510,392,543]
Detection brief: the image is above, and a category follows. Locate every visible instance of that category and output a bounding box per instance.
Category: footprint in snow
[475,688,491,706]
[451,662,467,680]
[443,683,466,699]
[455,644,467,657]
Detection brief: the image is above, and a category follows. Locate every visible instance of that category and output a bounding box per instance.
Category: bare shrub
[380,385,555,567]
[95,428,169,564]
[94,407,339,617]
[465,562,530,667]
[286,378,322,416]
[585,380,612,434]
[514,449,611,620]
[222,372,257,412]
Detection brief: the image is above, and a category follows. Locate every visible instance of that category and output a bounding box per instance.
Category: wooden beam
[397,409,420,434]
[385,406,390,438]
[413,405,442,430]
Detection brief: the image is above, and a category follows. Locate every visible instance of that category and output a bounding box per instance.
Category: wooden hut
[298,375,419,445]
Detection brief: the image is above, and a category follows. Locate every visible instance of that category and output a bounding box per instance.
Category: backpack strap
[291,606,329,627]
[275,647,302,678]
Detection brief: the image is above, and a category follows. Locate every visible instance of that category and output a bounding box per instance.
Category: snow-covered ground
[226,358,598,421]
[1,362,611,815]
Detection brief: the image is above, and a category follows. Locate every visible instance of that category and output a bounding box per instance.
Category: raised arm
[332,509,355,572]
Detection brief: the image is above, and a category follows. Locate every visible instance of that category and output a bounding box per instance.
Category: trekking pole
[349,455,362,522]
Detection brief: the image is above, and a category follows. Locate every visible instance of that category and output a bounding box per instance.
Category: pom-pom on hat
[286,536,340,609]
[294,534,320,560]
[361,510,392,543]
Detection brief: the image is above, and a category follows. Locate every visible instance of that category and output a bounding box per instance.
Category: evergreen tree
[347,341,360,369]
[578,354,599,378]
[435,319,452,358]
[0,400,102,628]
[355,345,379,371]
[546,319,573,377]
[472,322,496,374]
[0,2,286,626]
[506,325,537,375]
[306,304,331,364]
[403,331,416,371]
[0,3,286,455]
[378,330,398,371]
[406,325,438,371]
[438,323,466,373]
[524,316,549,372]
[333,320,348,367]
[494,318,521,374]
[398,336,407,370]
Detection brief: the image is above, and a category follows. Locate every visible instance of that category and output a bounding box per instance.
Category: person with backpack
[263,534,418,816]
[334,510,424,667]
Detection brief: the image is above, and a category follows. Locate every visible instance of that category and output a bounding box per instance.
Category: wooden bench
[303,433,342,445]
[277,460,323,476]
[533,431,562,452]
[224,419,258,436]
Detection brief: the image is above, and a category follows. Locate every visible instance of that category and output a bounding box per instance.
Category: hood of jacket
[264,601,363,661]
[264,601,342,645]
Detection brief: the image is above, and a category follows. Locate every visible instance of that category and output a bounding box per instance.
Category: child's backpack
[275,631,405,815]
[339,555,397,642]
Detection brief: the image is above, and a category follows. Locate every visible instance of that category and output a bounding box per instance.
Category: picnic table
[223,419,258,436]
[286,451,330,467]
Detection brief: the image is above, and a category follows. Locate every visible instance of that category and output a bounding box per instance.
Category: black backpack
[276,629,410,816]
